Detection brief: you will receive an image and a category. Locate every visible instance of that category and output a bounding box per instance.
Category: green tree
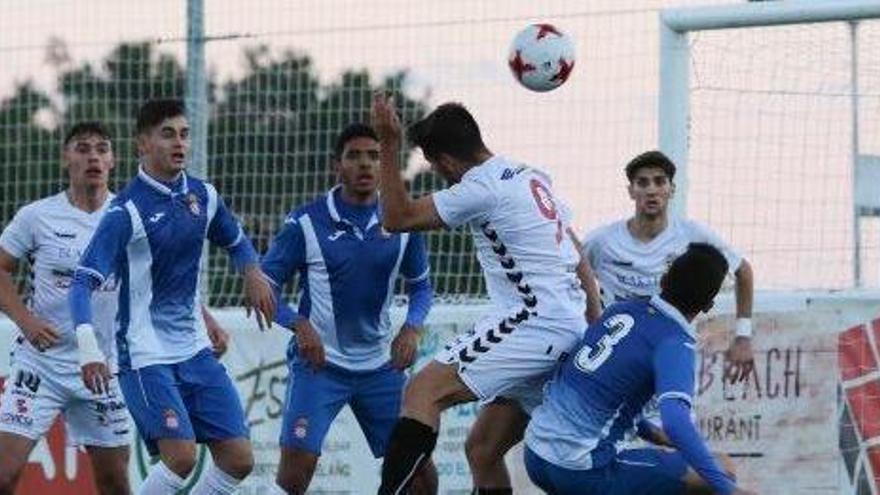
[0,41,484,306]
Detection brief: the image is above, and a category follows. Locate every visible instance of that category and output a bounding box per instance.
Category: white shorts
[0,359,130,447]
[435,308,585,414]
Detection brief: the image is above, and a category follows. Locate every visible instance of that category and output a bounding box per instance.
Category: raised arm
[370,93,445,232]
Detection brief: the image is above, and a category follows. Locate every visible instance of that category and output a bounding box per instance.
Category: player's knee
[276,464,314,494]
[163,453,197,479]
[221,449,254,480]
[464,431,494,469]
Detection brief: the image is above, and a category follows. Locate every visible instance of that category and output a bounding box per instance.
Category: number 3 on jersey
[574,313,635,372]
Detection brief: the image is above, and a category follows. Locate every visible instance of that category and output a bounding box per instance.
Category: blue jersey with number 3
[525,295,697,471]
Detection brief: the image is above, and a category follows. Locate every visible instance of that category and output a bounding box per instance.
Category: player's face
[63,133,114,189]
[628,167,674,218]
[337,136,380,197]
[138,115,189,179]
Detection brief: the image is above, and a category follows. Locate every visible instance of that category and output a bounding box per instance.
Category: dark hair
[625,150,676,182]
[408,102,486,162]
[660,243,729,316]
[136,98,185,135]
[334,123,378,159]
[63,121,111,146]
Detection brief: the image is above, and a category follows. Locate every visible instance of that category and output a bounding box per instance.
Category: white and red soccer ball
[508,23,575,92]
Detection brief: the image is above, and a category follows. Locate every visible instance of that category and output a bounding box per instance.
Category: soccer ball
[508,24,575,92]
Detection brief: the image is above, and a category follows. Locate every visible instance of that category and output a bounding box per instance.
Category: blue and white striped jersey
[525,295,697,470]
[73,168,256,370]
[261,186,430,370]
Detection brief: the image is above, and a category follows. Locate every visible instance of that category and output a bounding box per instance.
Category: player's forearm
[576,258,601,324]
[378,136,414,232]
[660,399,737,494]
[405,278,433,327]
[227,237,259,273]
[734,259,753,320]
[69,270,100,326]
[0,269,34,327]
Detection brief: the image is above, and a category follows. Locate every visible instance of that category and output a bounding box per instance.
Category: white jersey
[432,156,585,322]
[0,192,118,371]
[582,217,742,308]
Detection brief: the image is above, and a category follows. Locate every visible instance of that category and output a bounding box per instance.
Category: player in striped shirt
[524,243,755,495]
[69,100,275,495]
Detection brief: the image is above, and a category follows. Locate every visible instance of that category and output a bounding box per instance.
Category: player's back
[444,156,583,321]
[525,296,695,470]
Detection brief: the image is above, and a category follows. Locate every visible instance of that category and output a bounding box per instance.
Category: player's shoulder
[583,219,627,248]
[673,216,716,238]
[283,194,326,225]
[15,192,67,218]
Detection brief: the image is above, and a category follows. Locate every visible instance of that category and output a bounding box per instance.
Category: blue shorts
[280,360,405,457]
[525,447,687,495]
[119,348,248,456]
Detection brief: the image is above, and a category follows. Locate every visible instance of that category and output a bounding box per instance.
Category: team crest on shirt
[186,193,200,216]
[294,417,309,439]
[164,409,180,430]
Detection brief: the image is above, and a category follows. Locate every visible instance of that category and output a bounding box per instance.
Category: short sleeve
[400,233,430,282]
[431,172,498,229]
[0,205,36,258]
[684,221,743,273]
[653,336,696,407]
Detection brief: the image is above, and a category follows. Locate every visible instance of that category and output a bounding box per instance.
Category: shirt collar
[649,294,696,339]
[325,184,380,231]
[138,166,188,196]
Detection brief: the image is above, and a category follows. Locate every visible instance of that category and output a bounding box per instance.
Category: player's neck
[67,185,108,213]
[339,187,377,207]
[627,214,668,242]
[142,161,183,184]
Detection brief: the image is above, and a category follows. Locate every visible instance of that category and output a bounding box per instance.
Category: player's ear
[669,180,676,197]
[627,181,636,200]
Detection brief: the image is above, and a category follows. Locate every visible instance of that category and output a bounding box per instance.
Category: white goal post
[659,0,880,216]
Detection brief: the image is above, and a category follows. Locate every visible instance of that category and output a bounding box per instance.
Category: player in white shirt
[581,150,755,444]
[0,123,231,495]
[0,123,130,494]
[370,96,589,495]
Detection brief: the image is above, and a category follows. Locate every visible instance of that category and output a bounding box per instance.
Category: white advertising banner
[0,293,878,494]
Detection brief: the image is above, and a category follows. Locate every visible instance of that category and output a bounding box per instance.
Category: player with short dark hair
[580,149,755,446]
[371,95,588,495]
[0,121,131,495]
[69,98,276,495]
[524,243,756,495]
[261,122,437,494]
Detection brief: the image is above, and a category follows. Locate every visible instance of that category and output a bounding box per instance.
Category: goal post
[659,0,880,217]
[658,0,880,285]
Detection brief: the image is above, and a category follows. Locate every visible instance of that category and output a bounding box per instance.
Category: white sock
[138,461,186,495]
[189,464,242,495]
